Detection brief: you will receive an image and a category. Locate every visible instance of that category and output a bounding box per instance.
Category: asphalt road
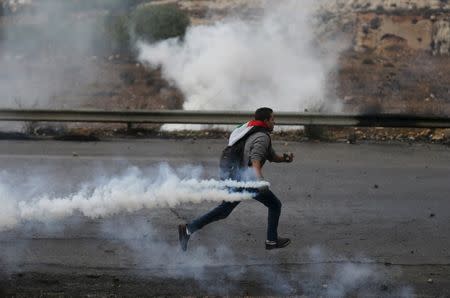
[0,138,449,297]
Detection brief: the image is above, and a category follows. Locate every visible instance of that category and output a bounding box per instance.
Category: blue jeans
[187,189,282,241]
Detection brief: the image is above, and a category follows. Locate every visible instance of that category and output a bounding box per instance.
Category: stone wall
[355,13,433,52]
[323,0,450,13]
[432,19,450,55]
[320,1,450,55]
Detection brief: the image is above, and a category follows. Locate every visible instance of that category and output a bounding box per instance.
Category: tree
[131,4,190,43]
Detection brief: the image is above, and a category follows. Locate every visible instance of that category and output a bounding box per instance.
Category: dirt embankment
[335,9,450,116]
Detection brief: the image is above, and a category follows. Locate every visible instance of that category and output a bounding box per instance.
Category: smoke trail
[137,0,340,116]
[0,164,268,231]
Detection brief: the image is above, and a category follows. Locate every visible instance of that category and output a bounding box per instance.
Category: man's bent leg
[252,190,282,242]
[187,201,240,234]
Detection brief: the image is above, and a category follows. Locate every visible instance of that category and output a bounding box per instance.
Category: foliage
[52,0,142,12]
[0,2,190,57]
[97,13,132,54]
[94,4,190,55]
[131,4,190,43]
[90,0,142,11]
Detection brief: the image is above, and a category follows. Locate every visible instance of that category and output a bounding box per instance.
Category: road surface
[0,138,449,297]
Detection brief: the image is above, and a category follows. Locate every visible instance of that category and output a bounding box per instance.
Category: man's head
[255,107,274,132]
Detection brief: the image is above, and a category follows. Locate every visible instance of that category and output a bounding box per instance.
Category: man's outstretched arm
[251,153,294,180]
[271,152,294,163]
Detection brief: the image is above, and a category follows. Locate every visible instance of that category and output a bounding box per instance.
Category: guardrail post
[127,122,134,132]
[304,125,328,141]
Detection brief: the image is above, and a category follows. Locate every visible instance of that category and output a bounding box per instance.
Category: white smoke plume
[138,0,341,114]
[99,216,244,286]
[0,183,20,230]
[0,164,269,231]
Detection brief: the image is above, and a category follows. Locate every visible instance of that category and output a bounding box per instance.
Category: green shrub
[93,0,141,11]
[362,58,375,65]
[100,13,132,54]
[92,4,191,56]
[131,4,190,43]
[61,0,142,12]
[120,71,136,85]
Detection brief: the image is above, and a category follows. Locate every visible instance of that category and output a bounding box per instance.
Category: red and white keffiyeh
[228,120,269,146]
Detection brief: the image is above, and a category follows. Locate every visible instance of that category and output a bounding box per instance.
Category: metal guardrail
[0,109,449,128]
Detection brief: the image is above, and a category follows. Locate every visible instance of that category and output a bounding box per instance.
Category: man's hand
[283,152,294,163]
[272,152,295,163]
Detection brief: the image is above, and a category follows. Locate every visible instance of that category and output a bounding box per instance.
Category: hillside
[0,0,449,123]
[320,0,450,115]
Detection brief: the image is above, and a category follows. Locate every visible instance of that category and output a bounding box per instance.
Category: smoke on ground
[0,164,268,231]
[138,0,343,118]
[303,245,415,297]
[0,168,415,296]
[99,215,245,294]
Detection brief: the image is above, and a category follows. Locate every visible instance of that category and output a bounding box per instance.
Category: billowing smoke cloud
[138,0,341,113]
[0,164,269,231]
[0,0,102,109]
